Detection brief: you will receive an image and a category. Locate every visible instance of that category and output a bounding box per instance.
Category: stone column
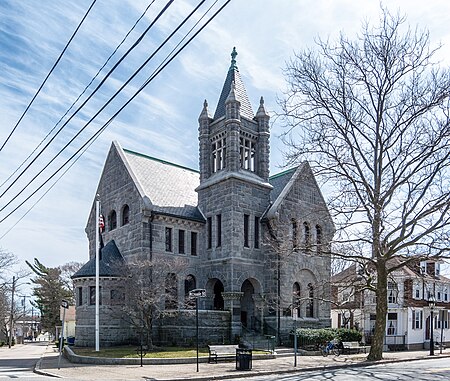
[222,291,243,341]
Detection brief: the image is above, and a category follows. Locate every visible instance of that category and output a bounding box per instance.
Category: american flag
[99,214,105,232]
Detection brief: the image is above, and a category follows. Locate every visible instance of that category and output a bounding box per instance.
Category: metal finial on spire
[230,47,238,70]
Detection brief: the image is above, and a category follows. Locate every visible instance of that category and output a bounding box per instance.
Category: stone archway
[241,279,259,329]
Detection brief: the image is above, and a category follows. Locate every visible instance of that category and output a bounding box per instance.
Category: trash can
[67,336,75,346]
[236,348,252,370]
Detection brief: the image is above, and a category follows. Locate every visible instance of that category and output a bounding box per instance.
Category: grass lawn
[71,346,210,358]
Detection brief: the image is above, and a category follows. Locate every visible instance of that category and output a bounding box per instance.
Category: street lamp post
[189,289,206,373]
[429,295,436,356]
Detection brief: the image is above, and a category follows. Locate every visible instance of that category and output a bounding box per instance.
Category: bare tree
[116,255,189,350]
[279,7,450,360]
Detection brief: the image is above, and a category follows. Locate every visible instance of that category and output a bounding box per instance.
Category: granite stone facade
[72,49,334,347]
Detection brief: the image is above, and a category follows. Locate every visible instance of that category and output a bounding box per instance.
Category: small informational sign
[61,300,69,309]
[189,289,206,298]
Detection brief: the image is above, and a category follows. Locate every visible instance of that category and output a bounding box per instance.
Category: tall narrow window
[191,232,197,256]
[239,137,256,171]
[292,219,298,250]
[306,283,314,318]
[244,214,249,247]
[178,229,185,254]
[211,138,226,172]
[77,287,83,306]
[165,273,178,310]
[122,205,130,226]
[293,282,301,318]
[254,216,260,249]
[216,214,222,247]
[165,227,172,252]
[304,222,310,248]
[207,217,212,249]
[316,225,322,253]
[108,210,117,231]
[89,286,102,305]
[387,313,398,335]
[388,282,398,304]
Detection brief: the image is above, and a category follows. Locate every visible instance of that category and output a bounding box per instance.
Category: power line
[0,0,203,215]
[0,0,233,226]
[0,0,157,191]
[0,0,175,201]
[0,0,221,238]
[0,0,97,153]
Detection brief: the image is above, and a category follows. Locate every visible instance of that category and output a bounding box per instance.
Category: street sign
[189,289,206,298]
[61,300,69,309]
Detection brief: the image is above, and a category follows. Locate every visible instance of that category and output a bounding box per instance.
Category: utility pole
[8,276,15,348]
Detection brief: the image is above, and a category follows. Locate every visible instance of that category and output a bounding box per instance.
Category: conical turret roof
[213,47,254,120]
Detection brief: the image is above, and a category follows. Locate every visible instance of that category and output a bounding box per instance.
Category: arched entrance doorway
[241,280,255,329]
[213,280,224,310]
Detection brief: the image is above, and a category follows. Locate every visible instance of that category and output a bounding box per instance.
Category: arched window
[304,222,311,248]
[306,283,314,318]
[293,282,301,318]
[165,273,178,310]
[122,205,130,226]
[213,280,224,310]
[184,275,196,309]
[292,219,298,250]
[108,210,117,231]
[184,275,196,296]
[316,225,322,253]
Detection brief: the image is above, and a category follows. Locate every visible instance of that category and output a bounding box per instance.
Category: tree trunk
[367,260,388,361]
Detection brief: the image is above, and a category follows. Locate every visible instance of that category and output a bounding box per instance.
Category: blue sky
[1,0,450,278]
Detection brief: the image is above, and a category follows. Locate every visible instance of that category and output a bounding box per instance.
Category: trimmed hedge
[294,328,362,347]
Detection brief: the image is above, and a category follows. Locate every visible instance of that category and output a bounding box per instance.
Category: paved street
[0,342,53,379]
[226,357,450,380]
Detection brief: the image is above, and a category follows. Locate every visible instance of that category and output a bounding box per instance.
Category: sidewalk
[35,346,450,381]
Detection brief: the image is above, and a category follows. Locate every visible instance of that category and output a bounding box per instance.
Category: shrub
[294,328,362,349]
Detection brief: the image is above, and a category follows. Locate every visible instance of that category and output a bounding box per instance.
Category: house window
[387,313,397,335]
[165,227,172,252]
[122,205,130,225]
[436,263,441,276]
[316,225,322,253]
[178,229,185,254]
[89,286,102,305]
[438,291,442,301]
[292,219,298,250]
[445,291,448,302]
[306,283,314,318]
[239,137,256,171]
[216,214,222,247]
[77,287,83,306]
[254,216,260,249]
[108,210,117,230]
[165,273,178,310]
[415,288,420,299]
[412,310,423,329]
[304,222,310,248]
[207,217,212,249]
[211,138,226,173]
[190,232,197,256]
[244,214,249,247]
[388,282,398,304]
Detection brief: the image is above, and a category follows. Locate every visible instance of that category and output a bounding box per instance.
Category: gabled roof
[72,240,125,279]
[213,48,254,120]
[118,144,204,221]
[269,167,297,202]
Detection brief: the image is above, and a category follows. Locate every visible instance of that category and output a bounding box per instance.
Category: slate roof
[122,148,204,221]
[269,167,297,202]
[213,52,254,120]
[72,240,125,279]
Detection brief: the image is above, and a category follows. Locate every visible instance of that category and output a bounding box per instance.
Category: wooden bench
[208,345,239,363]
[342,341,370,354]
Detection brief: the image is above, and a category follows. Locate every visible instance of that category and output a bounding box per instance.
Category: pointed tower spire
[256,96,269,118]
[198,99,210,120]
[213,47,254,120]
[225,81,240,120]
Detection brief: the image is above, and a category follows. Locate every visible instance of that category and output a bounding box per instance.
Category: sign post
[58,300,69,370]
[292,307,298,367]
[189,289,206,372]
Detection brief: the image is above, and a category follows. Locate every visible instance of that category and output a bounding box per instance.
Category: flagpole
[95,195,100,352]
